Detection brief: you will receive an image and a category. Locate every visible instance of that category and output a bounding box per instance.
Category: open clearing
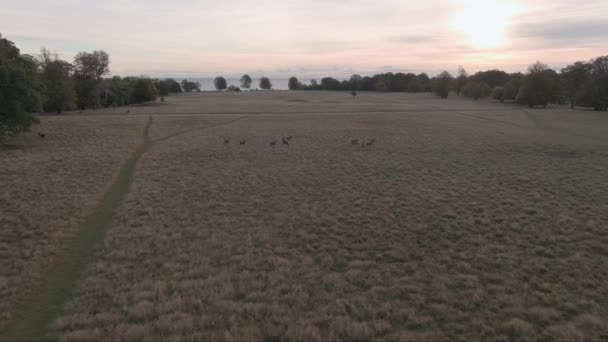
[1,91,608,340]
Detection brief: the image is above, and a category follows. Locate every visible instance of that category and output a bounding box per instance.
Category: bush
[492,87,504,101]
[502,78,521,101]
[131,78,159,103]
[432,71,453,98]
[462,82,491,100]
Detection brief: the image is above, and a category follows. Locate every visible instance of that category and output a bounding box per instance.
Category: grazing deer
[239,139,247,145]
[270,140,277,147]
[38,132,46,139]
[282,138,289,146]
[224,138,230,145]
[366,139,376,146]
[351,139,359,145]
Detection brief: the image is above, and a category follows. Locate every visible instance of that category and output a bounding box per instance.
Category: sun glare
[452,0,518,48]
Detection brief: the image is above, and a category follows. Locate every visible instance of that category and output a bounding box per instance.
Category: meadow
[1,91,607,341]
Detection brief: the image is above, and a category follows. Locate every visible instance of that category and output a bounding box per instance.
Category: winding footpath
[1,114,250,341]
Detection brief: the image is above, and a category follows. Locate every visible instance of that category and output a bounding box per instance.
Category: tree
[516,62,556,107]
[433,71,453,98]
[349,74,363,91]
[454,66,468,95]
[213,77,227,91]
[288,76,301,90]
[240,75,252,90]
[470,69,510,88]
[589,56,608,110]
[462,82,491,100]
[131,78,159,103]
[0,34,44,141]
[492,87,504,101]
[259,77,272,90]
[73,50,110,109]
[502,77,521,102]
[321,77,341,90]
[309,79,319,90]
[561,61,591,108]
[38,48,77,113]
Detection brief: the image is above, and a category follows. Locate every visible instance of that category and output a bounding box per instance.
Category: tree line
[211,75,273,92]
[430,58,608,110]
[2,32,607,141]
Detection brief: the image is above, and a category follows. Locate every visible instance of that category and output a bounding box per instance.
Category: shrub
[462,82,491,100]
[432,71,453,98]
[492,87,505,101]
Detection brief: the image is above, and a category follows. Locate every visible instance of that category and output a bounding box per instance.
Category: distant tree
[516,61,556,107]
[309,79,319,90]
[454,66,469,95]
[0,34,44,141]
[240,75,252,90]
[418,73,432,91]
[561,61,591,108]
[321,77,342,91]
[259,77,272,90]
[462,82,491,100]
[214,77,227,91]
[349,74,363,91]
[73,50,110,109]
[470,69,510,88]
[131,78,159,103]
[433,71,453,98]
[502,77,521,102]
[492,87,504,101]
[38,48,78,113]
[575,56,608,111]
[288,76,301,90]
[170,79,182,93]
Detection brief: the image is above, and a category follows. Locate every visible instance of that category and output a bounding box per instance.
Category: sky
[1,0,606,78]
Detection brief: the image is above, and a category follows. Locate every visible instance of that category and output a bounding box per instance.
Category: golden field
[2,91,607,340]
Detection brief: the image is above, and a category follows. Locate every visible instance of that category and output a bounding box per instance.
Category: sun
[452,0,518,48]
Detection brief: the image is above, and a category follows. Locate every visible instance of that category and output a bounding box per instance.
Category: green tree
[433,71,453,98]
[288,76,301,90]
[259,77,272,90]
[561,61,591,108]
[214,76,227,91]
[0,34,44,140]
[462,81,491,100]
[492,87,504,101]
[73,50,110,109]
[454,66,468,95]
[38,48,77,113]
[502,77,521,102]
[131,78,159,103]
[516,62,556,108]
[240,74,252,90]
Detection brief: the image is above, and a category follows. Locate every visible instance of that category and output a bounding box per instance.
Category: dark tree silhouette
[259,77,272,90]
[214,76,228,91]
[240,75,252,90]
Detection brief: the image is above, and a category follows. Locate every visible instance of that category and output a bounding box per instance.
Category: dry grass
[3,92,608,340]
[0,116,146,332]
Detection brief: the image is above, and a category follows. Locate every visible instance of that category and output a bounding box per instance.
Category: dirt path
[0,114,250,341]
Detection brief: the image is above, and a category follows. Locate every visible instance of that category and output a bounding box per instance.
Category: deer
[366,139,376,146]
[224,138,230,145]
[239,139,247,145]
[38,132,46,139]
[270,140,277,147]
[126,109,130,114]
[351,91,357,99]
[351,139,359,145]
[286,135,293,141]
[282,138,289,146]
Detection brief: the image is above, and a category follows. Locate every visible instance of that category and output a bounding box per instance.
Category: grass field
[1,91,608,340]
